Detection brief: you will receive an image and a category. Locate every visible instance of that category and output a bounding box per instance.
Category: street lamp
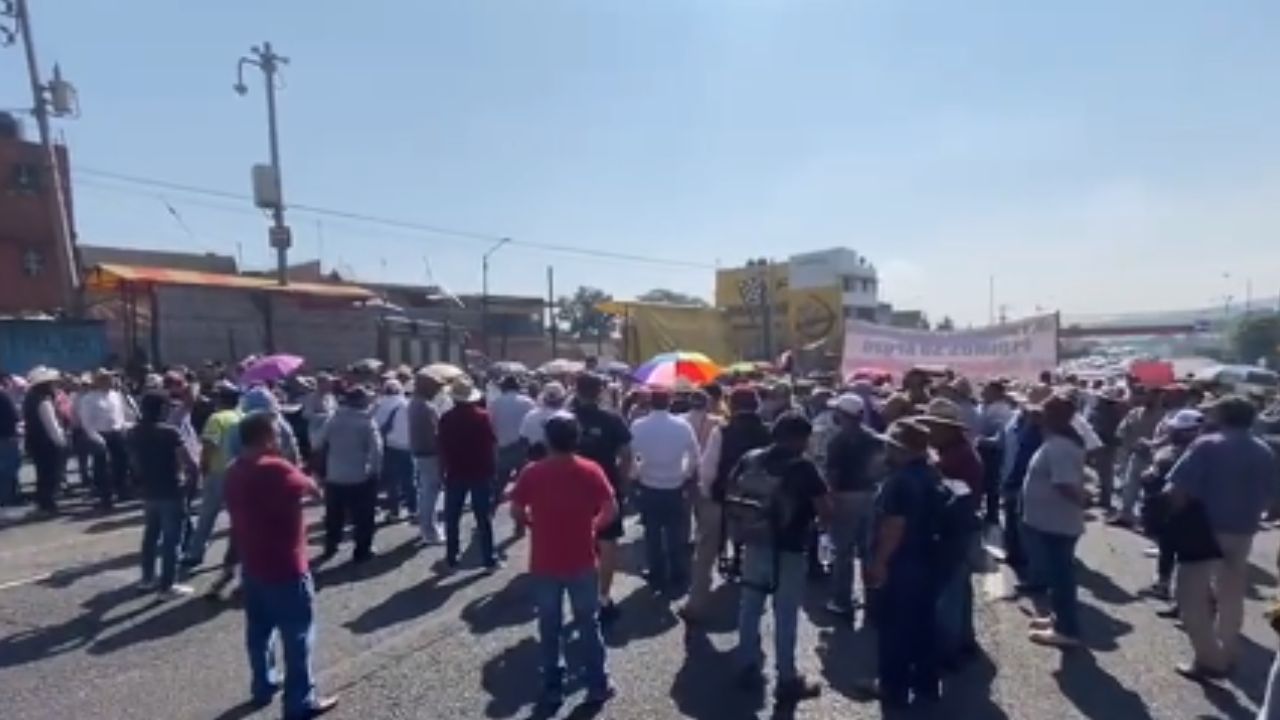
[481,237,511,358]
[236,42,290,286]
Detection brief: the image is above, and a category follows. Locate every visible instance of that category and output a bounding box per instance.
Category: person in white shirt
[519,381,567,459]
[630,388,701,593]
[373,379,415,521]
[488,375,536,521]
[79,370,133,508]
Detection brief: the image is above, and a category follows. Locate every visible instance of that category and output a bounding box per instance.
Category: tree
[556,286,616,339]
[935,315,956,331]
[1230,313,1280,366]
[637,288,709,307]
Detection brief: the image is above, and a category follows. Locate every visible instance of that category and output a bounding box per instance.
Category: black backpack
[723,449,801,548]
[931,478,983,575]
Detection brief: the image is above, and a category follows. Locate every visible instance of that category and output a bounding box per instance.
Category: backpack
[723,448,800,550]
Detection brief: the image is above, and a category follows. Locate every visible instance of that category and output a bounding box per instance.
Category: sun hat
[449,376,482,403]
[26,366,59,386]
[540,381,567,404]
[917,398,968,429]
[885,419,931,455]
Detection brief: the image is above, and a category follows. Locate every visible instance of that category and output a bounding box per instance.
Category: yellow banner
[787,286,843,351]
[598,300,738,366]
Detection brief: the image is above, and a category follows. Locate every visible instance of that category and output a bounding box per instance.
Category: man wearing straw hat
[864,419,943,709]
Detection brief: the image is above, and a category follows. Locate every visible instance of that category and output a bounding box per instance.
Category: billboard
[841,314,1059,381]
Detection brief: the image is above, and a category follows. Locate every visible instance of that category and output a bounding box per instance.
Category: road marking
[0,572,53,591]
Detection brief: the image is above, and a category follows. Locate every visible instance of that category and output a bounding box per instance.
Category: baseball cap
[1167,409,1205,432]
[829,393,865,417]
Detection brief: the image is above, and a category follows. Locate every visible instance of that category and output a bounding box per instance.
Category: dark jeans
[90,431,131,504]
[935,544,977,665]
[877,567,940,704]
[532,571,608,703]
[242,573,318,716]
[323,479,377,556]
[637,485,688,589]
[1023,525,1080,637]
[32,446,63,512]
[0,437,20,506]
[141,498,186,589]
[1001,490,1026,571]
[380,447,417,515]
[1157,533,1176,584]
[444,480,495,566]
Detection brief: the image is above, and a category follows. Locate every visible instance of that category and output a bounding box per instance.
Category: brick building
[0,112,77,314]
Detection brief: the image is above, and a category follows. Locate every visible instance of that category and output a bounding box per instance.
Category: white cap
[829,393,865,417]
[1167,409,1205,432]
[540,381,567,404]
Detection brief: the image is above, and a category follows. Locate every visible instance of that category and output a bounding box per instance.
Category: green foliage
[556,286,615,338]
[637,288,709,307]
[1230,313,1280,366]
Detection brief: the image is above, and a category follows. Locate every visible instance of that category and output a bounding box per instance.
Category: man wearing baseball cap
[823,393,885,621]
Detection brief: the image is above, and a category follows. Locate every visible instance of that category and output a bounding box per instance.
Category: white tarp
[841,314,1059,381]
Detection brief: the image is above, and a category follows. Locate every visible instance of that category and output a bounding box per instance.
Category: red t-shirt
[225,454,316,583]
[510,455,615,578]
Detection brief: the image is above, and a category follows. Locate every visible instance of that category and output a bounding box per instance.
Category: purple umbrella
[240,354,305,385]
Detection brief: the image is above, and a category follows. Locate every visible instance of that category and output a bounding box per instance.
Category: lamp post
[480,237,511,358]
[235,42,290,286]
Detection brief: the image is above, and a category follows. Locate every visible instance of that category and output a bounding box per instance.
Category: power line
[74,166,715,270]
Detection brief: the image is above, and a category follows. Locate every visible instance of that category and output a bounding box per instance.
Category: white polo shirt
[630,410,700,491]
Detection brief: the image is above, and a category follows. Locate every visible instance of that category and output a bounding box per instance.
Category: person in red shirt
[510,414,618,712]
[918,397,985,672]
[438,377,498,570]
[224,412,337,720]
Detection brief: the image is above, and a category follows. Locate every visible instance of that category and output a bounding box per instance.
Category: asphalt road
[2,475,1278,720]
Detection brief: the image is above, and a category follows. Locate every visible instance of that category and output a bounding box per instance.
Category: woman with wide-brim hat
[22,367,68,514]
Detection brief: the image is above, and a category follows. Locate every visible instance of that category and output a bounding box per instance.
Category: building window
[10,163,41,193]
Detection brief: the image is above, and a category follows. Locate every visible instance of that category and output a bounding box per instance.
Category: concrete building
[0,112,77,314]
[714,246,881,361]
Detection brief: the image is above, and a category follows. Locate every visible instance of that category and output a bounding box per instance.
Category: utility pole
[547,266,558,359]
[8,0,79,313]
[481,237,511,359]
[236,42,290,286]
[759,259,774,361]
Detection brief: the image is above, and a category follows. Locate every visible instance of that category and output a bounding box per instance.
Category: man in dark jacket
[681,386,770,624]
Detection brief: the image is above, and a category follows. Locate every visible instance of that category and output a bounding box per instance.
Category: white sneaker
[160,584,195,599]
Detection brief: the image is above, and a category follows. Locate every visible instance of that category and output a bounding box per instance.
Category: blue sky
[4,1,1279,325]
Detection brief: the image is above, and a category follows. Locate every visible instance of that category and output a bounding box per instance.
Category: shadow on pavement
[671,628,764,720]
[0,580,153,668]
[482,636,542,718]
[461,574,536,635]
[345,566,487,635]
[1228,632,1274,705]
[602,585,677,648]
[1079,601,1134,652]
[89,593,230,655]
[84,511,147,535]
[312,536,420,590]
[1077,560,1139,607]
[1053,649,1155,720]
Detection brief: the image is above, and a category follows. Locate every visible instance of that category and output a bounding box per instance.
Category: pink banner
[841,314,1059,382]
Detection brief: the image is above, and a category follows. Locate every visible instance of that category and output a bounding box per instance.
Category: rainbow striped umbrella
[632,351,721,388]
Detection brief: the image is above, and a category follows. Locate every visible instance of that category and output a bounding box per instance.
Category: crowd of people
[4,357,1280,718]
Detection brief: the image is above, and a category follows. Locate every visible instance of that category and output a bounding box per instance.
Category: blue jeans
[877,565,940,704]
[381,447,417,515]
[185,471,225,563]
[637,485,688,588]
[0,437,20,506]
[829,490,874,611]
[242,573,318,715]
[532,571,608,703]
[140,498,186,589]
[444,480,495,566]
[737,546,807,680]
[415,456,442,541]
[1023,525,1080,637]
[935,539,977,663]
